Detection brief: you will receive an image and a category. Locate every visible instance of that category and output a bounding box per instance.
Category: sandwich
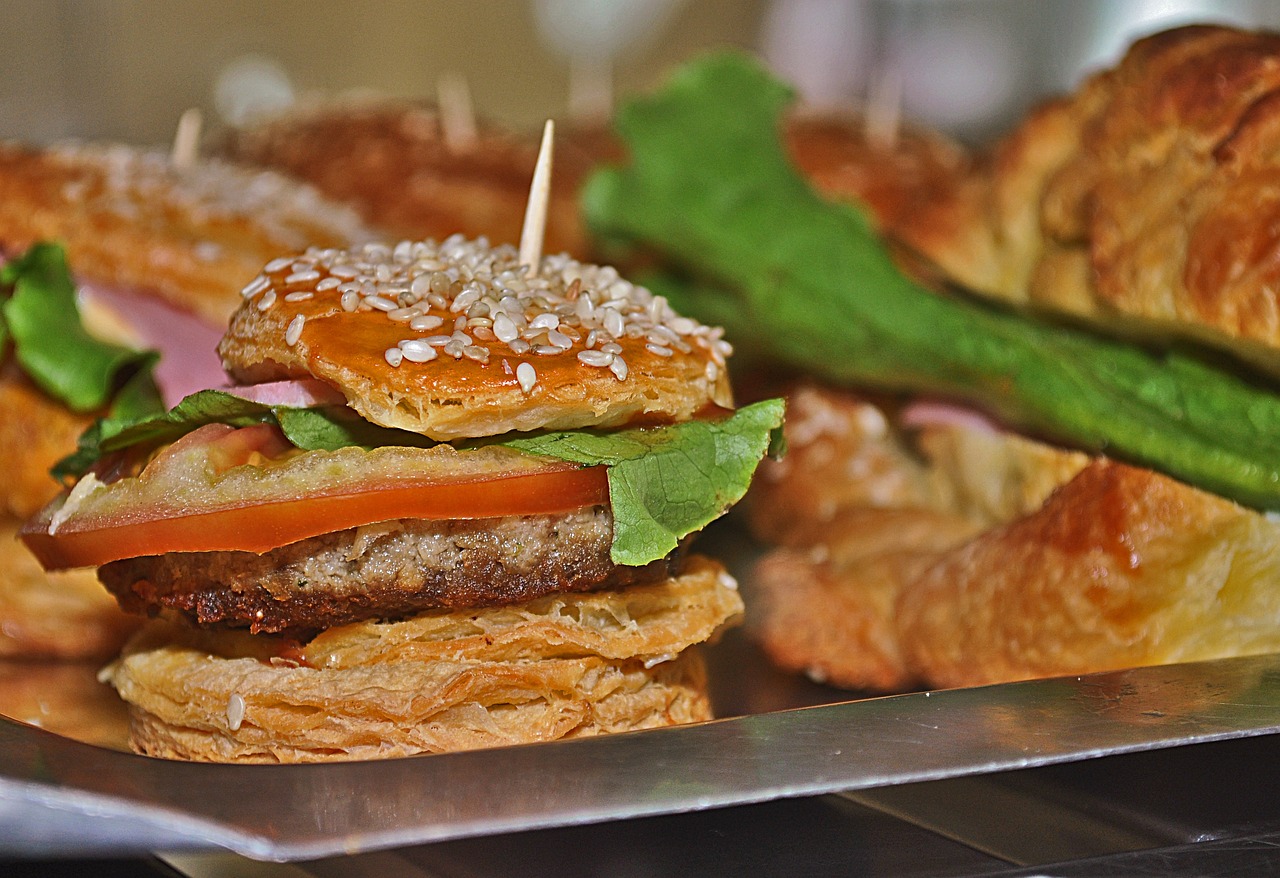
[0,140,376,660]
[21,234,780,761]
[582,25,1280,691]
[223,96,594,259]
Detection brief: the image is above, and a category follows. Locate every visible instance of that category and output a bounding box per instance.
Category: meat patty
[99,506,680,634]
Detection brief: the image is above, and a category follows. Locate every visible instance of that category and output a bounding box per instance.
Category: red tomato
[22,429,609,570]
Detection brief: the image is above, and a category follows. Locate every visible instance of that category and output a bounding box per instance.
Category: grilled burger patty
[98,506,681,634]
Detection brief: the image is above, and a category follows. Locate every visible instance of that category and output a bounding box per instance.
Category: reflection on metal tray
[3,640,1280,862]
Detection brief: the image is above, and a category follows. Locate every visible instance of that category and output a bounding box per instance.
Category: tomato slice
[22,435,609,571]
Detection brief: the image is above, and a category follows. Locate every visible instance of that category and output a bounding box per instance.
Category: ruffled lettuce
[1,242,161,414]
[582,52,1280,511]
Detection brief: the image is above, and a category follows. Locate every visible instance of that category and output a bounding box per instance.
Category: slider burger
[23,235,780,762]
[583,31,1280,691]
[0,139,374,659]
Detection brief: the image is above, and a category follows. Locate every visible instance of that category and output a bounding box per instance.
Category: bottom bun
[0,518,139,660]
[103,555,743,762]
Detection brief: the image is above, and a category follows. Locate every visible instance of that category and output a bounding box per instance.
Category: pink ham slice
[218,378,346,408]
[899,398,1001,433]
[77,280,227,407]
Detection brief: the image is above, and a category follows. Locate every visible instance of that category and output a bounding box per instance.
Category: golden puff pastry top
[932,25,1280,373]
[0,140,378,325]
[219,236,736,440]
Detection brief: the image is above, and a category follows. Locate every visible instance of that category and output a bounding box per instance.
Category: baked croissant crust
[915,25,1280,373]
[746,383,1280,690]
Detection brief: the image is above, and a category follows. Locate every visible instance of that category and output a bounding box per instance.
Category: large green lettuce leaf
[582,52,1280,511]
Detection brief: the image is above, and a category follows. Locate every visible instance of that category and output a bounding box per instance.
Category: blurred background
[4,0,1280,148]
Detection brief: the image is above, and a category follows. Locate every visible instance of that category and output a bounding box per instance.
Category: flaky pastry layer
[747,383,1280,691]
[103,555,742,762]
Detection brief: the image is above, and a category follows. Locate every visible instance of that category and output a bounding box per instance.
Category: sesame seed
[463,345,490,363]
[265,257,294,273]
[410,314,445,331]
[529,313,560,331]
[493,313,519,343]
[547,329,573,349]
[384,347,404,367]
[609,357,629,381]
[341,290,359,312]
[284,291,314,302]
[399,339,438,362]
[533,344,561,356]
[240,275,270,298]
[516,362,537,393]
[603,309,624,338]
[226,694,246,731]
[285,314,305,345]
[425,334,453,346]
[600,342,623,355]
[256,289,277,311]
[364,295,397,312]
[705,361,718,381]
[387,307,418,322]
[577,349,614,367]
[285,270,321,285]
[646,343,674,357]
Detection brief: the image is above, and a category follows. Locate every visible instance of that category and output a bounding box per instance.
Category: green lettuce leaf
[581,52,1280,511]
[1,242,159,413]
[506,398,785,564]
[53,389,435,480]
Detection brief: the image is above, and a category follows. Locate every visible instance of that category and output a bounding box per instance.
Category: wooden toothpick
[437,72,478,152]
[865,64,901,150]
[519,119,555,278]
[170,108,203,169]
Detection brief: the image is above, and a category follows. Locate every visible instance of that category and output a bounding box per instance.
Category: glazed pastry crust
[745,383,1280,691]
[925,25,1280,372]
[219,239,733,440]
[104,555,743,762]
[0,140,376,326]
[897,459,1280,687]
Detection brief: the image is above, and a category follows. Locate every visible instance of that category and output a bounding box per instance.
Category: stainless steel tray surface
[4,643,1280,862]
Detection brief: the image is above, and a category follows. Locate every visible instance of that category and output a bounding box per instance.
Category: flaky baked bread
[0,140,377,325]
[219,237,734,440]
[747,383,1280,690]
[0,519,138,661]
[223,97,593,258]
[0,366,91,521]
[104,556,742,762]
[907,25,1280,374]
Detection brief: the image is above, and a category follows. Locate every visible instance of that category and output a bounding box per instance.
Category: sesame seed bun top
[218,236,735,440]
